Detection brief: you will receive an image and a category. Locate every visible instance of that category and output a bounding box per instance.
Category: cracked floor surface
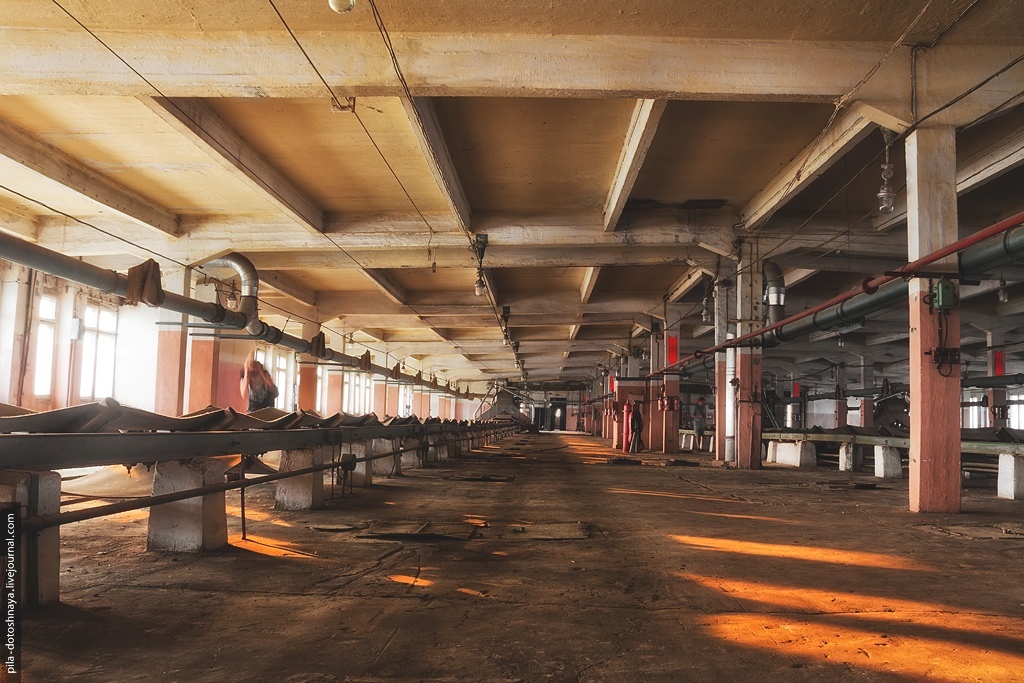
[19,432,1024,682]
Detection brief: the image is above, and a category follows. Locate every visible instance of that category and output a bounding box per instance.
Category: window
[274,353,288,409]
[342,371,373,415]
[79,304,117,400]
[32,295,57,396]
[398,384,413,418]
[316,364,326,415]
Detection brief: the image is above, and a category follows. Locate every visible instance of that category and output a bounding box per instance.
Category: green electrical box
[932,278,958,310]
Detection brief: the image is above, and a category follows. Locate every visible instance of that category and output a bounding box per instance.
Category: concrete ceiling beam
[603,98,666,232]
[361,268,407,305]
[667,267,707,303]
[580,266,600,305]
[743,106,876,231]
[35,210,740,262]
[258,271,318,308]
[139,97,325,235]
[0,31,922,100]
[0,117,179,236]
[400,96,471,232]
[0,205,38,241]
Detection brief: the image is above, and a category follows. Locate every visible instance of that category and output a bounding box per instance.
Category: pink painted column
[906,126,961,513]
[734,245,762,469]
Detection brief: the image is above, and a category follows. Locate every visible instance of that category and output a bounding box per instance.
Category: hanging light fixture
[701,296,712,323]
[328,0,355,13]
[474,270,486,296]
[998,278,1009,304]
[877,131,897,214]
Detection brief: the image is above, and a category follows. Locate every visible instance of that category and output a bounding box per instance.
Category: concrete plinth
[998,454,1024,499]
[774,441,816,468]
[350,442,373,486]
[0,470,61,606]
[839,443,862,472]
[401,437,421,469]
[147,458,228,552]
[875,446,903,478]
[275,448,325,510]
[371,438,400,477]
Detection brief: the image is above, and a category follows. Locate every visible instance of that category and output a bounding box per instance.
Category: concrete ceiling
[0,0,1023,392]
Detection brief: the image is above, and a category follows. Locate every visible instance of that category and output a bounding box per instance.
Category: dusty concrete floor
[18,432,1024,682]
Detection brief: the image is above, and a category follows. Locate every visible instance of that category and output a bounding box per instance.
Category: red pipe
[654,210,1024,376]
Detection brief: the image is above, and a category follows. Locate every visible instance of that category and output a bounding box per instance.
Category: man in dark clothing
[629,400,644,453]
[692,396,707,451]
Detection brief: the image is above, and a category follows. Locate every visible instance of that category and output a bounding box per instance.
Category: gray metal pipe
[962,374,1024,388]
[769,224,1024,344]
[0,231,480,400]
[0,230,126,295]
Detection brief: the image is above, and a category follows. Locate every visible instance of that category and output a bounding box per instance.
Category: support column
[147,458,228,552]
[0,470,61,606]
[155,268,191,416]
[987,331,1007,428]
[662,375,680,453]
[611,376,625,450]
[275,447,325,510]
[860,361,875,428]
[648,378,665,453]
[296,321,319,412]
[735,246,763,469]
[714,265,735,461]
[187,279,220,412]
[835,363,848,428]
[906,126,961,513]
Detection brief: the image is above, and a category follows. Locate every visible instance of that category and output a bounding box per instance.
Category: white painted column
[0,470,61,606]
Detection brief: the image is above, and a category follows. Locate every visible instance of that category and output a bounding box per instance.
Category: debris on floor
[501,522,590,540]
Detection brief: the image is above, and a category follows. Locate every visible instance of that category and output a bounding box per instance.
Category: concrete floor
[21,432,1024,682]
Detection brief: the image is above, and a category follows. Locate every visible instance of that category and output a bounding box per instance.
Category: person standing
[629,400,645,453]
[692,396,707,452]
[240,349,279,412]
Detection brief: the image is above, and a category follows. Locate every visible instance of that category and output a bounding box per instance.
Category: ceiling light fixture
[701,296,712,323]
[998,278,1009,303]
[328,0,355,13]
[474,270,486,297]
[877,130,897,214]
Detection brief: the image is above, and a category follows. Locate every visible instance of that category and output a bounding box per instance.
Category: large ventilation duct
[762,260,786,325]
